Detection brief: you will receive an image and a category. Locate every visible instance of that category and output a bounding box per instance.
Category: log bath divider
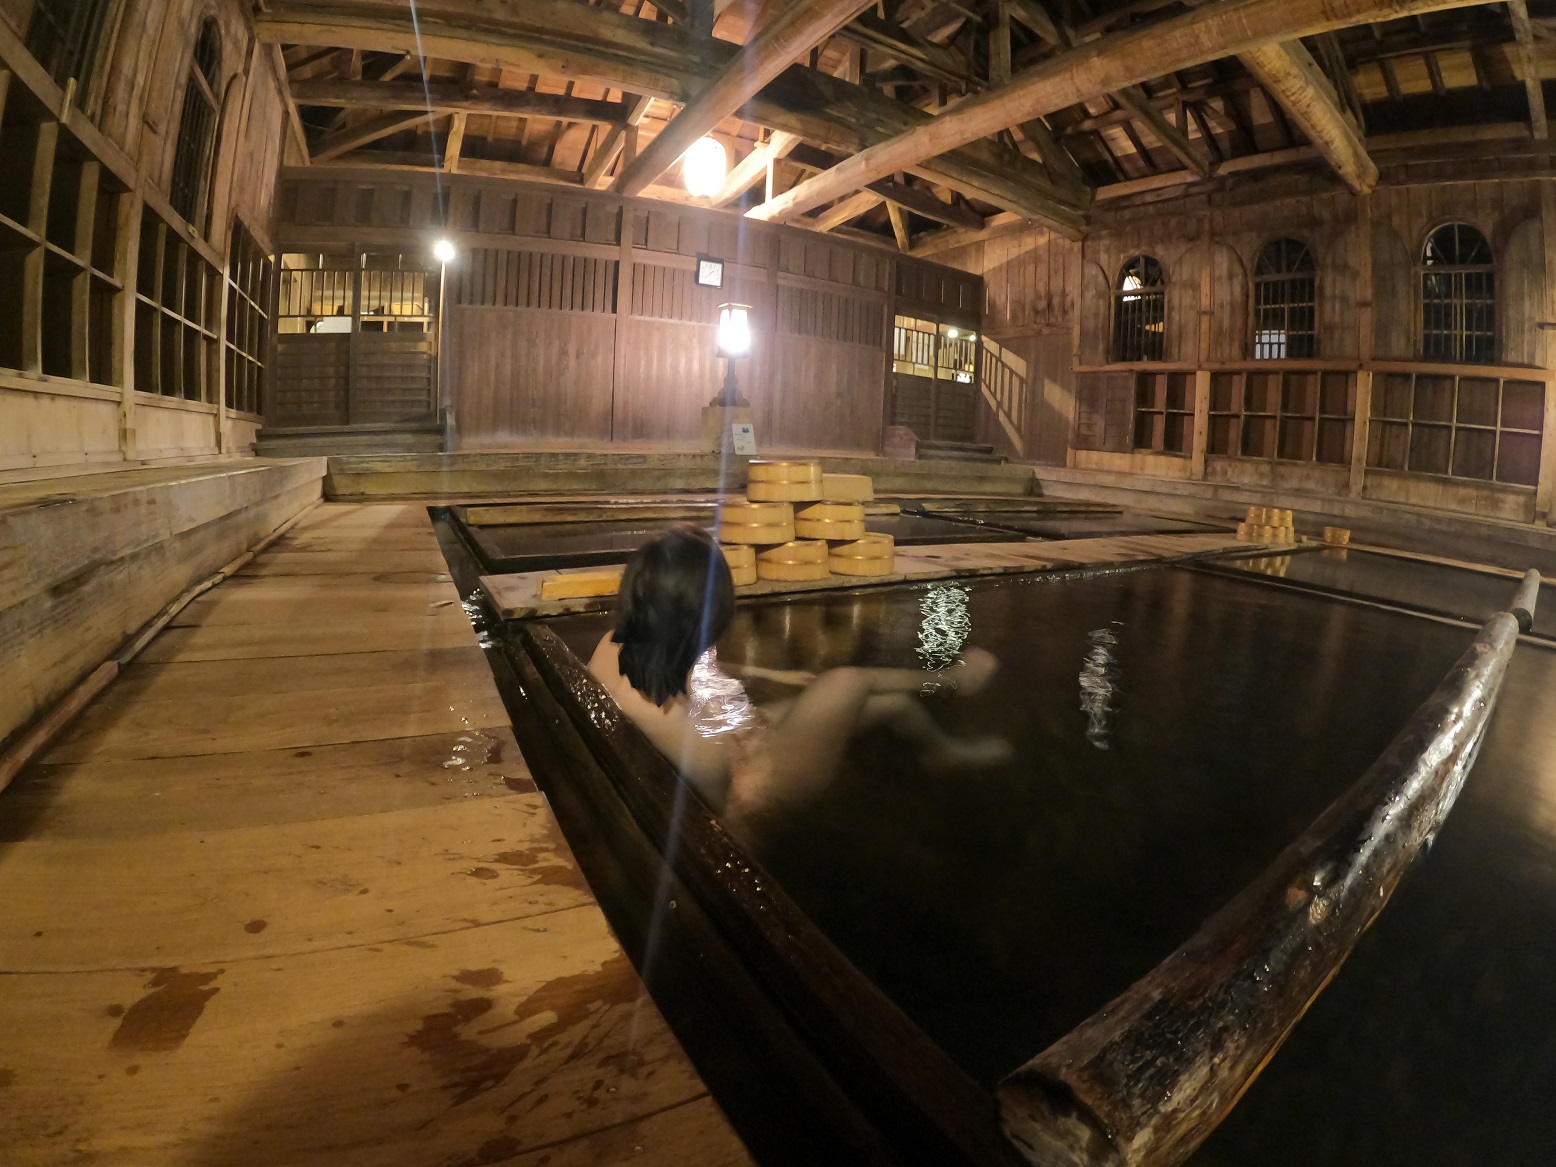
[997,570,1541,1166]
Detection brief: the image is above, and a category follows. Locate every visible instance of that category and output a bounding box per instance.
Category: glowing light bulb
[433,239,456,263]
[947,327,959,339]
[682,137,728,198]
[716,304,752,358]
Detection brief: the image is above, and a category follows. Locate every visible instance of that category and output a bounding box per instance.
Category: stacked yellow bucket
[716,460,895,585]
[1235,505,1297,545]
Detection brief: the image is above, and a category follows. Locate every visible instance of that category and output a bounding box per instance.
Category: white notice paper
[731,423,756,455]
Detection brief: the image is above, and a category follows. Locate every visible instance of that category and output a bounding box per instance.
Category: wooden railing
[997,570,1540,1167]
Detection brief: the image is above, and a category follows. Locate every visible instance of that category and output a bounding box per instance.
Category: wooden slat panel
[445,307,615,445]
[270,334,350,426]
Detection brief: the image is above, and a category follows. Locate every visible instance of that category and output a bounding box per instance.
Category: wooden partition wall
[941,170,1556,526]
[272,167,983,454]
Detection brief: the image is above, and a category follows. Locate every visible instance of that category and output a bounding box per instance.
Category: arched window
[25,0,114,91]
[1112,255,1164,362]
[1252,238,1316,359]
[1421,223,1494,363]
[169,18,223,229]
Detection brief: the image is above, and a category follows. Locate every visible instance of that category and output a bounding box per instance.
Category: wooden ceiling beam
[1508,0,1549,139]
[833,11,976,87]
[1240,40,1379,193]
[868,177,986,228]
[811,189,885,232]
[887,199,912,249]
[613,0,876,196]
[290,79,630,124]
[255,0,1087,234]
[312,110,432,162]
[746,0,1486,223]
[714,130,802,204]
[584,94,655,188]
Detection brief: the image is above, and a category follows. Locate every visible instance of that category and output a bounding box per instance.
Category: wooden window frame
[1111,254,1165,363]
[24,0,115,94]
[223,217,272,416]
[168,16,222,232]
[1419,221,1495,365]
[1251,237,1318,360]
[1367,370,1541,487]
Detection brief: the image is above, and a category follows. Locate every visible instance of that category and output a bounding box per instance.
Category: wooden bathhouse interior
[7,0,1556,1162]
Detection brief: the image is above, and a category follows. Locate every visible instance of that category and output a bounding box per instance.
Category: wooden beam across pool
[480,532,1275,620]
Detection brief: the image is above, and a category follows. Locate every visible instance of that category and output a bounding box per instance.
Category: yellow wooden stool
[795,501,867,542]
[828,532,895,577]
[747,459,824,502]
[756,539,830,581]
[717,500,795,545]
[719,542,758,587]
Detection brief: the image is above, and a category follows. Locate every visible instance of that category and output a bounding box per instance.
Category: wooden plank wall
[940,173,1556,523]
[0,1,288,472]
[275,168,982,455]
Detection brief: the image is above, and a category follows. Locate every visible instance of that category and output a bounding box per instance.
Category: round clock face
[698,259,723,287]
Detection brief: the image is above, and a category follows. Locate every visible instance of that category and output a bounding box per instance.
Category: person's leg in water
[728,648,1010,821]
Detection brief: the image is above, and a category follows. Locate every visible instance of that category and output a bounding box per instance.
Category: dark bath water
[547,565,1487,1091]
[466,513,1025,571]
[936,510,1226,539]
[1207,545,1556,638]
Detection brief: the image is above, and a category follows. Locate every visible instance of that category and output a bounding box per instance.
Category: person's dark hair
[612,525,734,706]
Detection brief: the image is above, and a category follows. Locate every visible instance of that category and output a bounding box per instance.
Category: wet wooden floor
[0,503,753,1167]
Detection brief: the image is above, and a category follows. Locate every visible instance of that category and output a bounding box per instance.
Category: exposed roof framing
[261,0,1550,248]
[747,0,1492,223]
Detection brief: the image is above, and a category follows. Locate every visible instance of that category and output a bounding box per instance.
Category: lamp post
[713,302,751,406]
[702,302,754,453]
[432,238,455,448]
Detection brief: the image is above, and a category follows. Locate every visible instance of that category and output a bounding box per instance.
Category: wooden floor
[0,503,753,1167]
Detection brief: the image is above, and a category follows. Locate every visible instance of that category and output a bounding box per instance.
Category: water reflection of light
[687,647,757,738]
[1079,625,1121,750]
[918,584,972,670]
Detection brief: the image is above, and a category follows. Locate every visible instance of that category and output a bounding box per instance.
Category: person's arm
[588,635,734,803]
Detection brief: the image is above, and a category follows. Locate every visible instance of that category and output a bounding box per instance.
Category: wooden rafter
[583,94,655,188]
[312,111,432,163]
[868,178,985,229]
[1241,40,1379,194]
[745,0,1487,223]
[254,0,1087,233]
[290,79,630,124]
[887,200,912,249]
[714,130,801,204]
[1508,0,1548,139]
[812,190,885,232]
[613,0,876,196]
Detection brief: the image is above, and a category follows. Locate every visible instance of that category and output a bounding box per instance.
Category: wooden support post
[1537,181,1556,522]
[1351,192,1375,497]
[887,200,911,251]
[1509,0,1549,140]
[117,195,142,460]
[21,122,59,375]
[70,160,100,382]
[584,95,652,190]
[271,45,311,165]
[444,112,468,173]
[991,0,1011,85]
[1192,218,1212,478]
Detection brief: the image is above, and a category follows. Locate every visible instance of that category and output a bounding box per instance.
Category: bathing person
[588,525,1010,826]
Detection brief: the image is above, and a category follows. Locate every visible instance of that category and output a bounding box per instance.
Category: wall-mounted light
[682,136,728,198]
[433,238,456,264]
[947,327,959,339]
[713,302,752,406]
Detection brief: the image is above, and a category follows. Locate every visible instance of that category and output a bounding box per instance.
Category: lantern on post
[713,302,752,406]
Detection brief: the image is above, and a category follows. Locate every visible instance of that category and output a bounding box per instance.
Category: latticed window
[169,19,222,229]
[224,220,273,414]
[360,253,434,333]
[1252,238,1317,359]
[1112,255,1164,362]
[1421,223,1494,363]
[25,0,114,92]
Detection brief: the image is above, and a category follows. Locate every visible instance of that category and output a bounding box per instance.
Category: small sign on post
[730,422,757,455]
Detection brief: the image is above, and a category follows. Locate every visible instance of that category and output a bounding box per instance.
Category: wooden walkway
[0,503,752,1167]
